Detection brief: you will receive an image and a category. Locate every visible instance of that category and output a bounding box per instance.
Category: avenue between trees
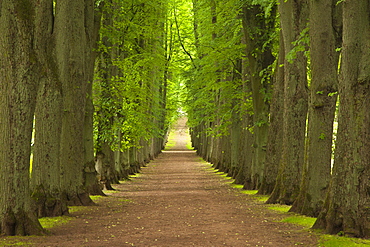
[0,0,369,241]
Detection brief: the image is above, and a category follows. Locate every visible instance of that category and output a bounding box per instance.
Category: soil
[25,118,318,246]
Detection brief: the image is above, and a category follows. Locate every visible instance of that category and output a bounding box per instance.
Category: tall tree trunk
[84,2,105,196]
[235,33,254,187]
[267,0,309,205]
[55,0,94,206]
[290,0,340,217]
[258,31,285,195]
[31,0,68,218]
[242,4,275,189]
[0,0,44,235]
[313,0,370,238]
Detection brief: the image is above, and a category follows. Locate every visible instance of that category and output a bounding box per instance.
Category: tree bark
[84,2,105,196]
[0,0,45,235]
[313,0,370,238]
[55,0,94,206]
[258,31,285,195]
[290,0,340,217]
[30,0,69,218]
[267,0,309,205]
[242,4,275,189]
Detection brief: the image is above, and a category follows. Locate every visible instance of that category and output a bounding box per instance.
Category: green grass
[39,216,73,229]
[186,141,194,150]
[268,205,291,213]
[69,206,89,213]
[0,237,34,246]
[129,173,141,178]
[231,184,244,189]
[252,194,270,202]
[281,215,316,228]
[319,235,370,247]
[185,130,194,150]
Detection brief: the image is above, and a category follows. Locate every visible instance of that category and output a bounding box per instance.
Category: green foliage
[183,0,278,141]
[287,26,310,63]
[184,0,248,136]
[93,0,182,152]
[319,133,326,140]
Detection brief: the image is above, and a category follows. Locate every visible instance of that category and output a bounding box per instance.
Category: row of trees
[0,0,183,235]
[187,0,370,239]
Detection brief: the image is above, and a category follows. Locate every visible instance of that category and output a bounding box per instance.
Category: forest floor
[8,117,319,246]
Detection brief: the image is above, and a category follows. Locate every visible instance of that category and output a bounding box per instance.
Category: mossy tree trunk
[83,1,105,197]
[290,0,340,217]
[313,0,370,238]
[0,0,45,236]
[55,0,95,206]
[31,0,67,218]
[266,0,309,205]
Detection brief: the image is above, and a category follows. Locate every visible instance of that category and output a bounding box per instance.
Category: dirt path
[29,118,318,246]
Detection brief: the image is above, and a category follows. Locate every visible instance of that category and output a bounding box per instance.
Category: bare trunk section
[235,34,254,188]
[290,0,340,217]
[55,0,94,206]
[84,2,104,196]
[313,0,370,238]
[0,0,45,235]
[258,31,285,195]
[30,0,69,217]
[267,0,309,205]
[242,5,275,189]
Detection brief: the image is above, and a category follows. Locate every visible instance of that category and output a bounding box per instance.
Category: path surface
[31,118,318,246]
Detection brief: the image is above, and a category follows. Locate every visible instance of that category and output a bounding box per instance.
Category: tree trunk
[32,72,67,217]
[30,0,68,217]
[84,79,105,196]
[313,0,370,238]
[267,0,309,205]
[258,31,285,195]
[290,0,340,217]
[0,0,45,235]
[95,142,117,190]
[83,3,104,196]
[242,4,275,189]
[55,0,94,206]
[234,33,254,187]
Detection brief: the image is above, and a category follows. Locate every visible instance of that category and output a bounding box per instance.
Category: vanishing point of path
[30,118,318,246]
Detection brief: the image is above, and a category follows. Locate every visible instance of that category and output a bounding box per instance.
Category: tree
[290,0,341,217]
[241,2,276,189]
[93,0,176,186]
[313,0,370,238]
[55,0,96,206]
[258,31,284,195]
[266,0,309,205]
[0,0,44,235]
[31,0,104,213]
[187,0,246,175]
